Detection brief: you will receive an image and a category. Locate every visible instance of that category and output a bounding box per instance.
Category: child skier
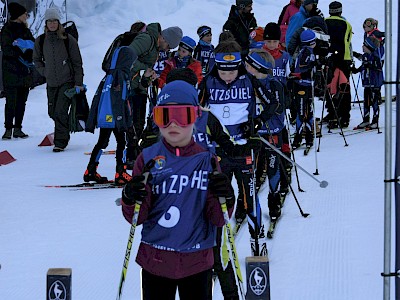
[121,80,234,300]
[83,47,137,185]
[158,36,203,88]
[291,29,317,151]
[352,36,383,130]
[193,25,215,75]
[262,22,293,196]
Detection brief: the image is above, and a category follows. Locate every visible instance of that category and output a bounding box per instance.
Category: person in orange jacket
[158,36,203,88]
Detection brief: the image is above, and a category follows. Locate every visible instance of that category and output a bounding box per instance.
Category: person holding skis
[121,80,234,300]
[352,36,383,130]
[291,29,317,151]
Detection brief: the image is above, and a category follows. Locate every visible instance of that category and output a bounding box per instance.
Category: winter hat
[303,0,318,6]
[329,1,342,15]
[263,22,281,41]
[245,51,274,74]
[197,26,212,39]
[215,52,242,71]
[249,27,264,42]
[8,2,26,20]
[179,36,196,53]
[157,80,199,106]
[363,36,378,52]
[300,29,317,45]
[236,0,253,9]
[363,18,378,29]
[45,7,61,21]
[161,26,183,49]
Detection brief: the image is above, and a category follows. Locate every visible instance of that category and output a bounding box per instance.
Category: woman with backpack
[33,7,84,152]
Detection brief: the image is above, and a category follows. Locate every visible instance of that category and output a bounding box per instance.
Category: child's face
[264,40,279,50]
[217,69,239,84]
[245,62,258,76]
[159,122,195,147]
[201,33,212,44]
[177,47,191,59]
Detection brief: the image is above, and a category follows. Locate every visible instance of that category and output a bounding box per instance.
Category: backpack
[102,22,154,72]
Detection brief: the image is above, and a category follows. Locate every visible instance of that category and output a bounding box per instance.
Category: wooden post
[47,268,72,300]
[245,256,270,300]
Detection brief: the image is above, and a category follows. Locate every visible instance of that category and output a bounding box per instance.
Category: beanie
[249,27,264,42]
[45,7,61,21]
[8,2,26,20]
[329,1,342,14]
[179,36,196,53]
[161,26,183,49]
[263,22,281,41]
[157,80,199,106]
[303,0,318,6]
[197,26,212,39]
[363,36,378,52]
[300,29,317,45]
[236,0,253,9]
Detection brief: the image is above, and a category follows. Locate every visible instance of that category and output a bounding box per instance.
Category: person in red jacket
[158,36,203,88]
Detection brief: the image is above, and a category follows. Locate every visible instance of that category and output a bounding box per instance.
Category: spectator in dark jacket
[223,0,257,58]
[1,2,34,140]
[33,7,84,152]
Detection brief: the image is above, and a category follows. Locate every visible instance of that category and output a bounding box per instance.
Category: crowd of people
[0,1,385,299]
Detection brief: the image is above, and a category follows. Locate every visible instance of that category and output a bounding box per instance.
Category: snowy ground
[0,0,398,299]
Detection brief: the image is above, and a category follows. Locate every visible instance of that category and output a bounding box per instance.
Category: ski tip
[319,180,329,188]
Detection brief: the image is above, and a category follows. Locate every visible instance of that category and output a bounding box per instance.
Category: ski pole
[116,159,155,300]
[311,68,320,176]
[259,136,328,188]
[285,113,304,192]
[211,159,246,300]
[317,66,329,152]
[350,72,364,119]
[278,159,310,218]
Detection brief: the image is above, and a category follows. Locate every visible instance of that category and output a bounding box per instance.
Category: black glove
[122,175,148,205]
[21,49,33,62]
[208,172,235,208]
[353,51,363,60]
[240,118,263,139]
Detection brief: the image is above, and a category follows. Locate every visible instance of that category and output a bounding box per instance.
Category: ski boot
[83,162,109,183]
[115,164,132,186]
[367,117,379,130]
[354,119,370,130]
[268,192,282,221]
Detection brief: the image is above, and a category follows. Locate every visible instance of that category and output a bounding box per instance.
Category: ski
[304,146,312,156]
[70,184,122,191]
[233,219,247,238]
[267,194,287,239]
[43,181,115,188]
[84,150,116,155]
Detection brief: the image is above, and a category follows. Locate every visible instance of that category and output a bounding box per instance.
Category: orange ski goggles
[153,105,201,128]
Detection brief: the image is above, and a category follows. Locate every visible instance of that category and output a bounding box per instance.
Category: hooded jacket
[128,22,161,94]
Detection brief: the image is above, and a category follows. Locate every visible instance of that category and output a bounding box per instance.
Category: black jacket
[223,5,257,57]
[1,21,34,87]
